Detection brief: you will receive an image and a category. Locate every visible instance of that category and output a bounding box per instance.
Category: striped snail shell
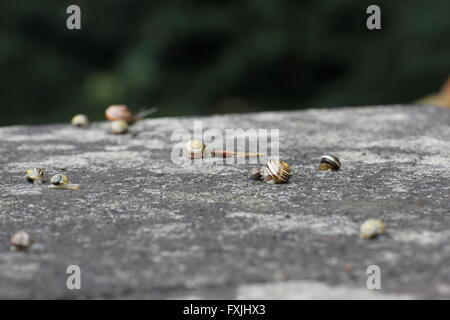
[50,173,69,185]
[261,160,292,184]
[318,154,341,171]
[183,140,206,159]
[105,105,133,123]
[110,119,129,134]
[26,168,44,183]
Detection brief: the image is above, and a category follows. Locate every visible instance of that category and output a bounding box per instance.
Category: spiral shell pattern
[263,160,292,184]
[105,105,133,123]
[319,154,341,171]
[50,173,69,185]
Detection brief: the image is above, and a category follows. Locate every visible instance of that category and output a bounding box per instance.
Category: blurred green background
[1,0,449,126]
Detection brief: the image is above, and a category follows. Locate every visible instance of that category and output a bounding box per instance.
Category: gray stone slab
[0,105,449,299]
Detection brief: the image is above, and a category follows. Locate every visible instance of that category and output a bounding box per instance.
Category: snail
[71,114,89,127]
[318,154,341,171]
[10,231,33,251]
[48,173,80,190]
[183,139,265,159]
[105,105,157,124]
[110,119,129,134]
[25,168,44,184]
[249,160,292,184]
[183,139,206,159]
[359,219,386,239]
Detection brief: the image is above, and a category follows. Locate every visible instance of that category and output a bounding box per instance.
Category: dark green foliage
[1,0,449,125]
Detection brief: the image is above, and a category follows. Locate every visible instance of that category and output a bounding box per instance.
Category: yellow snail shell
[359,219,386,239]
[71,114,89,127]
[26,168,44,183]
[105,105,133,123]
[110,119,129,134]
[50,173,69,185]
[183,140,206,159]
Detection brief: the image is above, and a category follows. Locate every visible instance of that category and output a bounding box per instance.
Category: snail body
[250,160,292,184]
[183,139,265,159]
[26,168,44,184]
[318,154,341,171]
[71,114,89,127]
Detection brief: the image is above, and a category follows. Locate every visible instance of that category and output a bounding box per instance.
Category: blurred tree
[0,0,449,125]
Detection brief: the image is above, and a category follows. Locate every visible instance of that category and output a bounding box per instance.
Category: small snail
[318,154,341,171]
[105,105,157,124]
[183,139,265,159]
[359,219,386,239]
[10,231,33,251]
[71,114,89,127]
[48,173,80,190]
[249,160,292,184]
[183,139,206,159]
[110,119,129,134]
[25,168,44,184]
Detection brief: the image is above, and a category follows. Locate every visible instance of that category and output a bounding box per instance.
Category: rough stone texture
[0,105,449,299]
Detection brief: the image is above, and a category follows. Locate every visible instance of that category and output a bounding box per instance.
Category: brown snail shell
[263,160,292,184]
[318,154,341,171]
[250,160,292,184]
[105,105,133,123]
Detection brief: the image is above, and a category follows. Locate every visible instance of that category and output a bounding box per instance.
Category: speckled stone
[0,105,449,299]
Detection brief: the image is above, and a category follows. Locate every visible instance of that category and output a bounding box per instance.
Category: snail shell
[71,114,89,127]
[26,168,44,183]
[183,140,206,159]
[360,219,386,239]
[10,231,33,250]
[50,173,69,185]
[110,119,129,134]
[319,154,341,171]
[105,105,133,123]
[48,173,80,190]
[262,160,292,184]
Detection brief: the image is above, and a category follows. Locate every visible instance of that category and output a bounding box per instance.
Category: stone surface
[0,105,449,299]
